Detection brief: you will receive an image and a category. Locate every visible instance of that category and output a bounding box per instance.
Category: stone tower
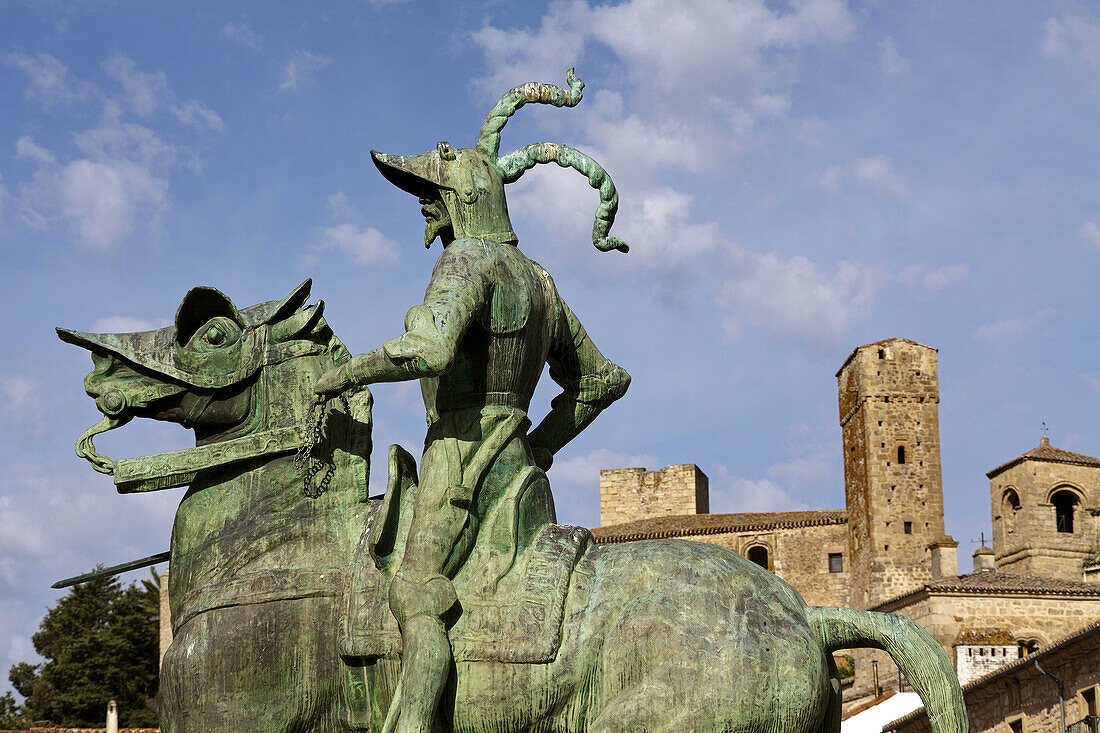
[599,464,709,527]
[837,338,947,609]
[988,436,1100,580]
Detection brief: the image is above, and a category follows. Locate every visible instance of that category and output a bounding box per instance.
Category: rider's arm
[315,241,489,391]
[527,297,630,469]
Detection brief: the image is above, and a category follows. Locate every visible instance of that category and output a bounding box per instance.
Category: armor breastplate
[426,245,554,416]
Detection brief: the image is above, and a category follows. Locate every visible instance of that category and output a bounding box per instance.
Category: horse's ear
[175,287,240,344]
[265,279,313,325]
[269,300,325,342]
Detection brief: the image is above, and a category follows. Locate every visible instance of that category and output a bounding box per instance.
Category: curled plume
[476,68,585,159]
[498,142,629,253]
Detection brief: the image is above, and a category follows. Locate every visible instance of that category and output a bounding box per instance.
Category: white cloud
[819,164,844,192]
[1081,220,1100,250]
[327,191,356,218]
[719,252,884,350]
[708,471,810,514]
[853,155,908,195]
[171,100,226,135]
[91,316,162,333]
[550,447,660,490]
[20,119,173,252]
[793,116,832,148]
[1042,4,1100,72]
[281,51,333,91]
[1081,371,1100,397]
[0,375,42,420]
[4,52,90,105]
[220,21,263,52]
[473,0,853,175]
[548,447,660,526]
[508,163,720,269]
[878,36,912,78]
[11,54,215,252]
[0,463,177,593]
[973,308,1056,344]
[15,136,54,166]
[820,155,908,196]
[103,53,168,118]
[317,223,400,267]
[919,263,969,291]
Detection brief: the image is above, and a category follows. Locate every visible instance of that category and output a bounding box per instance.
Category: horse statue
[58,280,967,732]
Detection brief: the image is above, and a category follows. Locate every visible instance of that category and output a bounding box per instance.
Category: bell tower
[837,338,947,609]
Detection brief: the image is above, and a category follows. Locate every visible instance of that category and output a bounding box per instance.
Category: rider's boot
[390,573,458,733]
[396,613,452,733]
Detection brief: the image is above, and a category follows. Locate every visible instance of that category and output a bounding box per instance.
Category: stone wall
[599,464,709,527]
[846,589,1100,705]
[677,521,851,608]
[886,622,1100,733]
[837,338,946,609]
[990,453,1100,580]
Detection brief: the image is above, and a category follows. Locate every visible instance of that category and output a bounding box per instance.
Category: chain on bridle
[293,392,351,498]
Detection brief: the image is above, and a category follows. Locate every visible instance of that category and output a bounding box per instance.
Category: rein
[294,392,352,498]
[80,392,350,497]
[113,425,311,493]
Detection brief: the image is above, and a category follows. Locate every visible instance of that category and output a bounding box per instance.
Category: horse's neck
[253,353,326,432]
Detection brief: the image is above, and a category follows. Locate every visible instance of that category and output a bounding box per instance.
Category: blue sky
[3,0,1100,697]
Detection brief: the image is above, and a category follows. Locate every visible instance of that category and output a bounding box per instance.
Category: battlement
[599,464,709,528]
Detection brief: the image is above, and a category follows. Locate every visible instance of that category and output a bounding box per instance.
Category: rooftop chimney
[929,536,959,580]
[973,545,996,572]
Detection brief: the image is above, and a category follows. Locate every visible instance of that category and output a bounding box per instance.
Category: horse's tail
[807,606,968,733]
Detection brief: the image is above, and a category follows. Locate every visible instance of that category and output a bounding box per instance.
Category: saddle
[339,445,591,664]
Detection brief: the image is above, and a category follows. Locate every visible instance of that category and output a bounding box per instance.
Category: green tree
[7,569,160,727]
[0,689,27,729]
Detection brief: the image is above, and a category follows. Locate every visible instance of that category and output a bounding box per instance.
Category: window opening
[1002,489,1021,533]
[747,546,769,570]
[904,521,913,534]
[828,553,843,573]
[1052,489,1078,533]
[897,445,906,464]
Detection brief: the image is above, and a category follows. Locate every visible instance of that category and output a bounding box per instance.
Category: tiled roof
[885,620,1100,731]
[955,628,1013,645]
[591,509,848,544]
[986,436,1100,477]
[873,569,1100,610]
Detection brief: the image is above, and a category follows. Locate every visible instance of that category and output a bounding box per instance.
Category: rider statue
[314,70,631,733]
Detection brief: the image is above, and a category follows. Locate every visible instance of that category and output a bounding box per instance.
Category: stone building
[989,437,1100,581]
[592,336,1100,721]
[592,477,851,607]
[886,621,1100,733]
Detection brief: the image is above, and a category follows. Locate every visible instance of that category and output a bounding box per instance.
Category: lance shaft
[52,551,170,589]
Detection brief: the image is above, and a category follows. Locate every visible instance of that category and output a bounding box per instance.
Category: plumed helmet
[372,69,629,254]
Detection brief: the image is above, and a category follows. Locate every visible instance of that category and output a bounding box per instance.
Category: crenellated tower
[837,338,948,609]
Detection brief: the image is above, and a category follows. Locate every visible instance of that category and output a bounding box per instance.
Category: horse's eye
[204,324,227,345]
[188,317,240,352]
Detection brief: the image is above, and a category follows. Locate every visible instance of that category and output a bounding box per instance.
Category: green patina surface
[56,70,968,733]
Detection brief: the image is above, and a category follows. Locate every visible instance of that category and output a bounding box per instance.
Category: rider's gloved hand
[314,358,360,396]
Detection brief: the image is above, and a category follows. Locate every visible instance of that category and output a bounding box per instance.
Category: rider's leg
[387,466,467,733]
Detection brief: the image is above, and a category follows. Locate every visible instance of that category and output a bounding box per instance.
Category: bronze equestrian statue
[57,70,968,733]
